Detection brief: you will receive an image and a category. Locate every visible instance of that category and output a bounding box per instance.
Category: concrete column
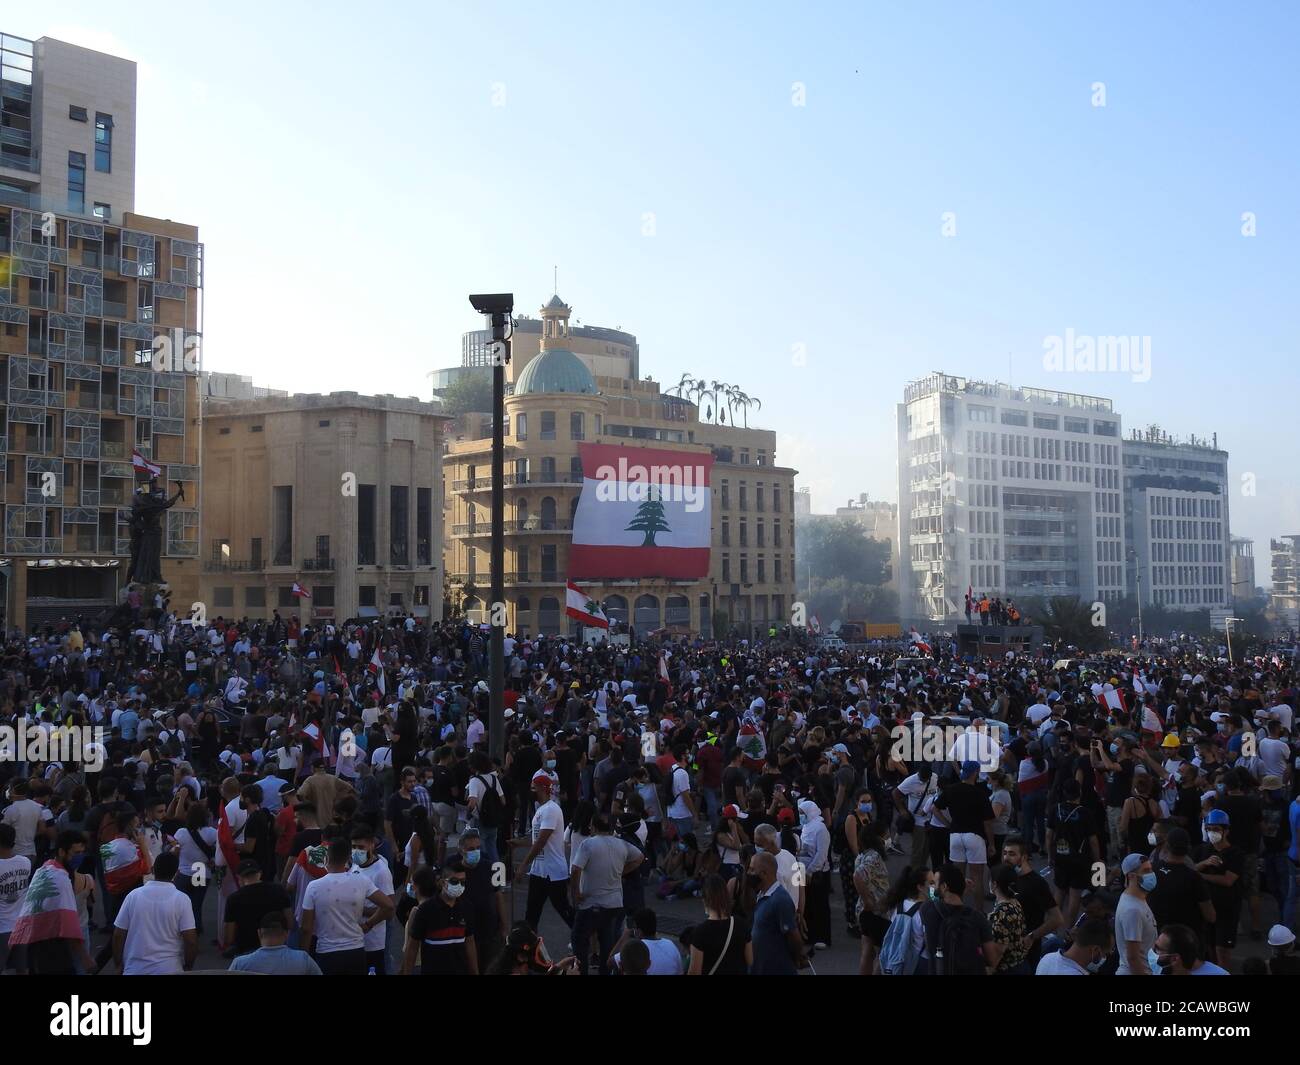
[337,420,359,620]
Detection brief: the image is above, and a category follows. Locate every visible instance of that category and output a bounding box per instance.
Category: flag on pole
[369,647,386,696]
[564,581,609,628]
[291,582,311,599]
[131,449,162,478]
[658,651,673,698]
[1097,687,1127,714]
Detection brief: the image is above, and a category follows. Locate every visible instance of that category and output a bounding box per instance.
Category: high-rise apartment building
[1,32,201,629]
[1271,535,1300,627]
[1122,427,1230,610]
[1,33,136,219]
[1230,535,1256,602]
[897,373,1125,622]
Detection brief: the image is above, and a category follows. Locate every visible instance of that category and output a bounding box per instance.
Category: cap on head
[1206,808,1230,826]
[1120,853,1147,876]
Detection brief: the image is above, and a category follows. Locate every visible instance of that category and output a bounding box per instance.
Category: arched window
[538,596,561,634]
[515,497,529,527]
[603,595,629,626]
[665,595,690,627]
[634,594,660,631]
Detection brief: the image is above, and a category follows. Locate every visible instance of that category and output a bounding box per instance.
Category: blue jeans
[571,905,624,975]
[1020,790,1047,853]
[671,816,694,841]
[702,787,721,827]
[1263,851,1289,919]
[1284,856,1299,930]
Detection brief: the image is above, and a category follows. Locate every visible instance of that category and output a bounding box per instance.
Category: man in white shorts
[934,761,996,908]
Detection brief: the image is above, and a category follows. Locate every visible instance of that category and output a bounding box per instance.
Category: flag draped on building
[565,581,610,628]
[8,860,81,945]
[568,442,712,580]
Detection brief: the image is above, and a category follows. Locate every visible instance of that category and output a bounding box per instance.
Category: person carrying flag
[9,832,94,976]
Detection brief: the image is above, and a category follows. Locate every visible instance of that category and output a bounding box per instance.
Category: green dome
[513,349,597,396]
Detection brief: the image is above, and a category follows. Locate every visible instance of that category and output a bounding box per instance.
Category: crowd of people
[1,604,1298,978]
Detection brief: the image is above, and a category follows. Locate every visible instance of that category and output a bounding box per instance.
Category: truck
[837,621,902,642]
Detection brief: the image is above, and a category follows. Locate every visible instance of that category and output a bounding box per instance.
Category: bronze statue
[126,477,184,586]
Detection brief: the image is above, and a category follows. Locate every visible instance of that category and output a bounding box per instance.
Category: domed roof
[513,348,596,396]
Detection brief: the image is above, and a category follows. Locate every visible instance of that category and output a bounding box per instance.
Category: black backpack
[936,904,986,975]
[474,773,505,828]
[661,762,684,814]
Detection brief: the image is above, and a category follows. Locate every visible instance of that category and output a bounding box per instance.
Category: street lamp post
[1224,616,1243,665]
[469,293,513,764]
[1127,549,1144,645]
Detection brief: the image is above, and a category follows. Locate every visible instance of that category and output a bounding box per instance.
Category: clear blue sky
[16,1,1299,583]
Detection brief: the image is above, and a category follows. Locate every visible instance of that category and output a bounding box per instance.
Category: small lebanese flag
[565,581,609,629]
[291,582,311,599]
[369,647,386,696]
[302,721,332,762]
[1098,687,1127,713]
[216,803,241,873]
[131,449,162,478]
[909,626,931,655]
[658,651,674,697]
[808,615,821,634]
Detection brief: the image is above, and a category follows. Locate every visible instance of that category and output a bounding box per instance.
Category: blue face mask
[67,853,86,871]
[351,849,368,866]
[677,842,688,853]
[858,802,872,815]
[1148,948,1165,972]
[1139,872,1158,892]
[464,849,481,867]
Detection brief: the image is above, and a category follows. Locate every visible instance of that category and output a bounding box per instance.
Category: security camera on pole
[468,293,514,764]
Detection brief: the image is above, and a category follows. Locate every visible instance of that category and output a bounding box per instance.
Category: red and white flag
[8,860,82,945]
[568,442,712,580]
[565,581,609,628]
[658,651,674,697]
[291,582,311,599]
[368,646,386,696]
[909,626,931,654]
[1097,687,1127,714]
[131,449,162,478]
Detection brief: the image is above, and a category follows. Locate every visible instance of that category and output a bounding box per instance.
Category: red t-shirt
[695,743,724,788]
[274,806,297,857]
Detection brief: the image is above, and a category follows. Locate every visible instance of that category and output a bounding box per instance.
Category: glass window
[314,585,335,607]
[516,413,527,440]
[359,585,377,607]
[540,411,556,440]
[570,411,584,440]
[69,105,87,122]
[272,485,292,565]
[94,113,112,173]
[68,151,86,214]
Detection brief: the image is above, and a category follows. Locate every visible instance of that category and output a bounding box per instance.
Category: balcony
[447,572,561,586]
[203,559,262,573]
[102,441,127,459]
[102,300,128,318]
[302,557,335,571]
[452,519,573,536]
[453,472,583,493]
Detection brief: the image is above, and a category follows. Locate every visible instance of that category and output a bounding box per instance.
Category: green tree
[625,487,671,546]
[796,516,890,587]
[438,372,493,415]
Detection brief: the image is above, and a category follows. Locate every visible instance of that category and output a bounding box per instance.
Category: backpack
[936,904,986,975]
[474,773,506,828]
[880,900,923,976]
[661,763,685,814]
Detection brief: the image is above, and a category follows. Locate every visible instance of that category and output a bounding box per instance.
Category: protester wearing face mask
[401,857,477,976]
[1194,808,1244,971]
[1035,915,1113,975]
[1153,923,1229,975]
[350,825,396,974]
[839,788,874,936]
[1116,853,1159,975]
[451,828,507,965]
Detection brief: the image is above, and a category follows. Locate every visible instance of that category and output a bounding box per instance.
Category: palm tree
[671,372,695,399]
[688,377,709,417]
[709,380,729,424]
[744,393,762,427]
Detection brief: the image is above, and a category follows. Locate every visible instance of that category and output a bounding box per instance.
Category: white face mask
[1147,831,1158,846]
[1207,831,1223,845]
[444,882,465,899]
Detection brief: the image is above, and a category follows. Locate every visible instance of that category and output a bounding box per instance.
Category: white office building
[897,373,1125,622]
[1123,428,1231,611]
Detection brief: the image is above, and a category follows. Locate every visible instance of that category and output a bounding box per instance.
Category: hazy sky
[15,1,1299,583]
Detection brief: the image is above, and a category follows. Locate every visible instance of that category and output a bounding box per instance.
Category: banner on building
[568,442,712,581]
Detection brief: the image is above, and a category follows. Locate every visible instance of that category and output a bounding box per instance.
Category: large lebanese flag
[8,860,82,945]
[569,443,712,580]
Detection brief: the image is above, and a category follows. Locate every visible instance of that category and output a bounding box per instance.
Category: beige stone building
[1,206,203,629]
[200,392,450,623]
[444,295,797,638]
[833,494,900,595]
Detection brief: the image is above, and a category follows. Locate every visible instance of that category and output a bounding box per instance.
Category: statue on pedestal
[126,477,185,587]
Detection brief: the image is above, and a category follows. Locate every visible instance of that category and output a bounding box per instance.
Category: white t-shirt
[529,799,568,881]
[302,871,370,954]
[176,827,219,880]
[1026,702,1053,725]
[1258,737,1289,779]
[667,765,692,819]
[1036,949,1089,975]
[114,880,195,975]
[0,854,32,933]
[354,860,394,952]
[467,771,502,817]
[1,799,53,857]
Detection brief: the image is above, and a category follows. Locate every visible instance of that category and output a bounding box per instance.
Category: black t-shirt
[225,880,292,955]
[450,850,499,946]
[691,916,750,975]
[1103,760,1136,807]
[1173,785,1203,825]
[386,793,418,850]
[290,827,323,858]
[935,782,995,835]
[1217,795,1262,854]
[1047,802,1097,862]
[1194,843,1245,909]
[426,765,456,805]
[409,896,475,975]
[722,765,748,806]
[1147,859,1211,934]
[1013,869,1056,933]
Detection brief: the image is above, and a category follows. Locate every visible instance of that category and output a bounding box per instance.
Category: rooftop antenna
[553,264,558,294]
